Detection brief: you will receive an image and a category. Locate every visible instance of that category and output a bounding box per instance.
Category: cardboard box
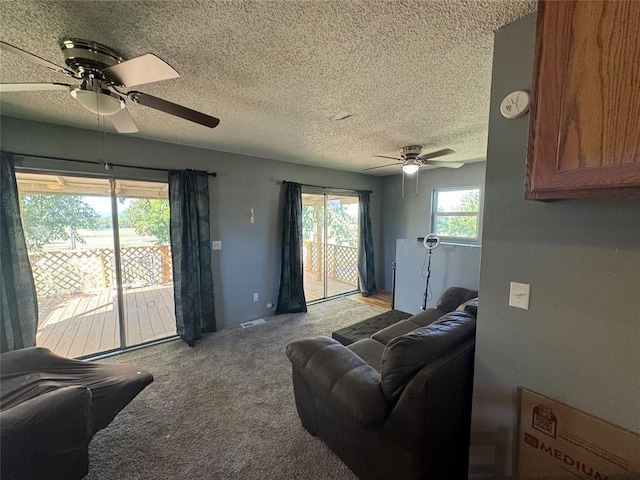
[518,389,639,479]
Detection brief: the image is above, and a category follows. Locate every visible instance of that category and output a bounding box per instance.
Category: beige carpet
[86,297,386,479]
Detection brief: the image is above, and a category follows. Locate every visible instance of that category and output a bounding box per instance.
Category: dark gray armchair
[1,347,153,480]
[287,310,476,479]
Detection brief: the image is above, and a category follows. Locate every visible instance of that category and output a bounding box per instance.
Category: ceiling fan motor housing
[400,145,423,159]
[60,39,122,78]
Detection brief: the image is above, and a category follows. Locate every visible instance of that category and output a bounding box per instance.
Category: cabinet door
[526,0,640,199]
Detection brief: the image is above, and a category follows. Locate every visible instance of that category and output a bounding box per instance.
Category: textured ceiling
[0,0,536,175]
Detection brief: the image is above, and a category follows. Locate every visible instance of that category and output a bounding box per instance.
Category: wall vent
[240,318,266,329]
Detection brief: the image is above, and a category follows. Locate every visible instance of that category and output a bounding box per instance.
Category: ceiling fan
[365,145,463,174]
[367,145,464,197]
[0,39,220,134]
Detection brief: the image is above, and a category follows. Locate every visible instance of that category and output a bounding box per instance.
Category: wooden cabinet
[526,0,640,199]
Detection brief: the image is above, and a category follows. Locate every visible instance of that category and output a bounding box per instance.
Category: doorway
[16,171,175,358]
[302,192,359,301]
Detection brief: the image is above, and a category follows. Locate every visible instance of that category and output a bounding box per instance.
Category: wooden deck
[36,284,176,358]
[303,270,358,301]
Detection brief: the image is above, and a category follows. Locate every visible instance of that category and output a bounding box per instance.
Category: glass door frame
[302,188,360,302]
[110,177,128,350]
[15,167,177,358]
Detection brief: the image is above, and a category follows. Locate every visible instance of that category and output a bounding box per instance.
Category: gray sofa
[286,289,478,479]
[332,286,478,346]
[0,347,153,480]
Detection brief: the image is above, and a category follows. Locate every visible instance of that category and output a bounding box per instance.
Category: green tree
[436,190,480,238]
[20,194,99,251]
[123,199,170,245]
[95,215,113,229]
[302,201,358,246]
[327,202,358,246]
[118,213,132,228]
[302,204,320,241]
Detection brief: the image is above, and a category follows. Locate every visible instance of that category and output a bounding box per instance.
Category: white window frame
[430,186,482,245]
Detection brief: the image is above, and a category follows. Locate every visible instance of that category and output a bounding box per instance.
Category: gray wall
[380,162,486,290]
[0,116,383,329]
[470,13,640,477]
[394,239,481,314]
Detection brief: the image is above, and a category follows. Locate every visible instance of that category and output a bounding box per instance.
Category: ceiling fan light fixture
[71,87,124,116]
[402,160,420,175]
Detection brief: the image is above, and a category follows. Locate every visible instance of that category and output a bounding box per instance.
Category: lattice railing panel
[118,245,171,287]
[330,244,359,285]
[30,250,104,296]
[29,245,171,296]
[303,241,358,286]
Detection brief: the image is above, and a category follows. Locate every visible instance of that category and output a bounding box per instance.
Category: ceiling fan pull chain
[96,113,107,164]
[100,115,107,164]
[96,113,102,162]
[401,170,405,198]
[416,167,419,196]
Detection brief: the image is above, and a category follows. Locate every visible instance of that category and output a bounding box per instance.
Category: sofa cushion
[456,297,479,317]
[348,338,385,373]
[405,308,449,327]
[332,310,412,346]
[436,287,479,313]
[371,308,447,345]
[380,311,476,403]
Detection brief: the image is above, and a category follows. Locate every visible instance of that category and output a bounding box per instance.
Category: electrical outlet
[211,240,222,250]
[266,302,273,309]
[253,293,259,302]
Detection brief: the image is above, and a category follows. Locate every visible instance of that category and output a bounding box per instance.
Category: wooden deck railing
[28,245,172,296]
[303,240,358,285]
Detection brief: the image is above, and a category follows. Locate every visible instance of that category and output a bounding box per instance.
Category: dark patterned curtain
[357,191,377,297]
[1,151,38,352]
[276,182,307,314]
[168,170,216,347]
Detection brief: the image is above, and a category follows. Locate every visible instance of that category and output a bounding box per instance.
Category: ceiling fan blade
[1,40,76,77]
[416,148,456,161]
[128,91,220,128]
[0,82,70,93]
[373,155,402,161]
[364,162,399,171]
[102,54,179,87]
[424,161,464,169]
[110,107,139,134]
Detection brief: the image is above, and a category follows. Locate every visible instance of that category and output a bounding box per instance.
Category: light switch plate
[509,282,530,310]
[211,241,222,250]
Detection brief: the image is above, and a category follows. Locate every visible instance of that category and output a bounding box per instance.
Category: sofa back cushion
[436,287,478,313]
[456,297,479,317]
[380,311,476,403]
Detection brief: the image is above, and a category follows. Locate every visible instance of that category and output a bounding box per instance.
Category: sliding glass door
[302,192,359,301]
[16,172,175,358]
[116,182,175,346]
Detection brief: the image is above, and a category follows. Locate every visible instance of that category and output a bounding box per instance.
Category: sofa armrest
[1,386,92,480]
[286,336,388,428]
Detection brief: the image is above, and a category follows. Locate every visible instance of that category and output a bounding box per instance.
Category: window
[431,186,481,243]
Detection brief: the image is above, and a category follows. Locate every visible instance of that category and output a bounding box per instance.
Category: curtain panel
[0,151,39,352]
[276,182,307,314]
[168,170,216,347]
[357,190,377,297]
